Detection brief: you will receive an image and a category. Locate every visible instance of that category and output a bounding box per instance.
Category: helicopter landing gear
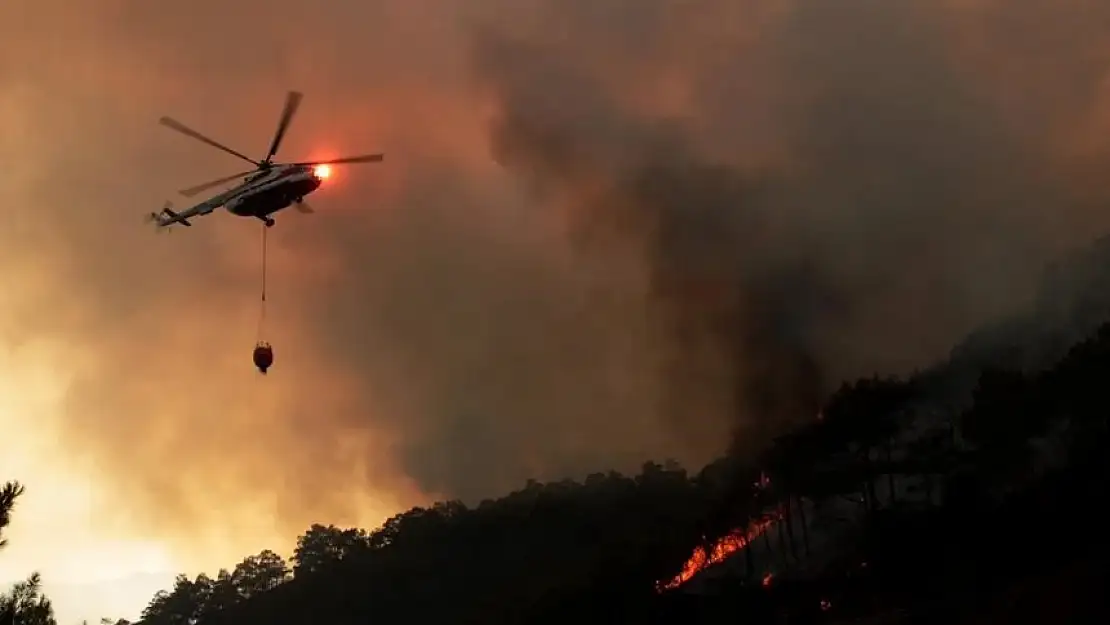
[264,217,275,228]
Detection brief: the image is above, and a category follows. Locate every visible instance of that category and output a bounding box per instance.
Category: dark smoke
[467,0,1080,454]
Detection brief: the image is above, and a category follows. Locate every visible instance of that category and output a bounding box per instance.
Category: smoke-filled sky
[2,0,1110,621]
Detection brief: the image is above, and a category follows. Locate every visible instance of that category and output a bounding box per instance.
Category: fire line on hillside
[656,509,781,591]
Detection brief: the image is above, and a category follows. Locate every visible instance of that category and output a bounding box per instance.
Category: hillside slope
[133,236,1110,625]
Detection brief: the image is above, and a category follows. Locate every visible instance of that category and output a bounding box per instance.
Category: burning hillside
[657,510,781,591]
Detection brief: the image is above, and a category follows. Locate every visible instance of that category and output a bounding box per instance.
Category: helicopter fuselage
[151,91,381,230]
[223,165,323,219]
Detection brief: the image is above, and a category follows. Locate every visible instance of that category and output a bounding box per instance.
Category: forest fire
[657,470,782,592]
[656,513,779,591]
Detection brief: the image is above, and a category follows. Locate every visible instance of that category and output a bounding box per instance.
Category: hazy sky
[2,0,1110,622]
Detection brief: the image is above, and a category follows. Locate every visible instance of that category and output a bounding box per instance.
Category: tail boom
[150,207,192,227]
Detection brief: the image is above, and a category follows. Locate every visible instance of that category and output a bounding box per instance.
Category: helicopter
[148,91,383,229]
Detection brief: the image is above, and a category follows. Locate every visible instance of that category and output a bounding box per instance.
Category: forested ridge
[122,237,1110,624]
[12,238,1110,625]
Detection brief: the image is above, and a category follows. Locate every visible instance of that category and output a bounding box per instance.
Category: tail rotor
[147,201,175,233]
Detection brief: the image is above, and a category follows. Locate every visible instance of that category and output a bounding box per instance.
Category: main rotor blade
[159,117,260,167]
[178,170,255,197]
[265,91,303,163]
[292,153,384,166]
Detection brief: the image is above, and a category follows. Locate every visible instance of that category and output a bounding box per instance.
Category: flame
[656,510,781,591]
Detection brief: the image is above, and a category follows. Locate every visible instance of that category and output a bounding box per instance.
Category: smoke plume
[1,0,1109,590]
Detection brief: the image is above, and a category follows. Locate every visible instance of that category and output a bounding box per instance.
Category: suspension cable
[257,223,268,340]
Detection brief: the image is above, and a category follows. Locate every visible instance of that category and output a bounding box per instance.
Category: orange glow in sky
[0,345,178,623]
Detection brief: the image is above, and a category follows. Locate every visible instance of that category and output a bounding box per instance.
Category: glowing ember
[656,509,782,591]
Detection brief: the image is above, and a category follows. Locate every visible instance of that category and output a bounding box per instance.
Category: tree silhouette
[0,482,25,549]
[819,376,914,513]
[141,574,208,625]
[194,570,239,622]
[0,574,54,625]
[231,550,290,598]
[0,483,57,625]
[291,525,370,577]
